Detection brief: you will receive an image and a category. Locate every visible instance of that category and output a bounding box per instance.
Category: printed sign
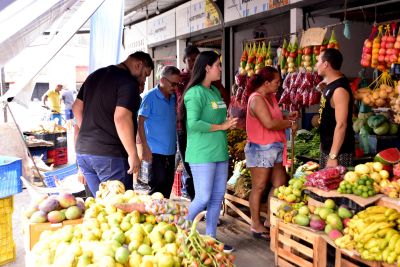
[269,0,289,9]
[124,21,147,54]
[147,9,175,45]
[176,0,221,36]
[224,0,269,23]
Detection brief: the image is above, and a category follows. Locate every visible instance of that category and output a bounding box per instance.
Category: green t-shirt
[184,84,228,163]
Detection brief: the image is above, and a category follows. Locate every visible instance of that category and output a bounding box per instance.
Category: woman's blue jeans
[187,161,228,237]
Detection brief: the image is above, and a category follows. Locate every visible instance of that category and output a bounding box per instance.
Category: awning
[0,0,106,107]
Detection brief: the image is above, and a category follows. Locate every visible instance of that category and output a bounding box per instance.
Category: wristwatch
[328,153,337,160]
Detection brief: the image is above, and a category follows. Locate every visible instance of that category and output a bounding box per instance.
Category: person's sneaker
[223,244,235,254]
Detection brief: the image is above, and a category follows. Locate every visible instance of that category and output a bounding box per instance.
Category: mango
[47,210,66,223]
[39,197,60,213]
[58,193,77,208]
[65,206,83,220]
[30,210,48,223]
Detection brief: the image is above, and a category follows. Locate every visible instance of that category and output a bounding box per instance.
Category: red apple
[394,42,400,49]
[364,39,373,48]
[382,35,388,42]
[390,54,398,63]
[388,35,396,43]
[378,55,385,62]
[396,35,400,42]
[385,54,391,62]
[362,53,372,61]
[379,48,386,55]
[360,59,370,67]
[363,47,372,54]
[343,218,351,228]
[386,42,394,49]
[386,48,393,55]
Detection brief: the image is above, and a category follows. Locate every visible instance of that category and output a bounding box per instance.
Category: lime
[362,192,369,198]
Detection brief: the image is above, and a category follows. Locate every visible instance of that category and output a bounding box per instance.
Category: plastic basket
[43,164,78,187]
[0,156,22,198]
[0,196,15,265]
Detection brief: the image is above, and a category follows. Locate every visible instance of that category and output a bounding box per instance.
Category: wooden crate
[274,220,327,267]
[223,193,268,225]
[335,249,381,267]
[23,218,83,250]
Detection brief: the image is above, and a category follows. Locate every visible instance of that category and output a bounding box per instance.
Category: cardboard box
[23,218,83,251]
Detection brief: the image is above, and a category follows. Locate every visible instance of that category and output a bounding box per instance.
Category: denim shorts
[244,142,284,168]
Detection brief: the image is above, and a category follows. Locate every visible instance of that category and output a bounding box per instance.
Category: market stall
[23,181,236,267]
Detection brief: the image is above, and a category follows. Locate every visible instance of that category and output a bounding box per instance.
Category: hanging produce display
[360,24,400,71]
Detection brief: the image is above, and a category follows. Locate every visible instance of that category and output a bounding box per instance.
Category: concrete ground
[3,189,274,267]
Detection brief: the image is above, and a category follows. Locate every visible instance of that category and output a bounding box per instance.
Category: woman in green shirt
[180,51,237,251]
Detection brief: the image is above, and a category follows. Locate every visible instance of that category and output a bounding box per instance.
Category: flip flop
[250,228,270,241]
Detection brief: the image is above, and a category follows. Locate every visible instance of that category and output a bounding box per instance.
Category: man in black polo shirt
[72,51,154,195]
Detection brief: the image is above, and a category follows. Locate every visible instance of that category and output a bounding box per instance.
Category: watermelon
[374,148,400,165]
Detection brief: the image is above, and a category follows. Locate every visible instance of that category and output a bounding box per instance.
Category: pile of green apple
[274,177,307,203]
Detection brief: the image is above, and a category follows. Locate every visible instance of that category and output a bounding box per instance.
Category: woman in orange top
[244,66,298,239]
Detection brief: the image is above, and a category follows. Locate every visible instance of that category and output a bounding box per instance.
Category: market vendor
[42,84,63,125]
[72,51,153,195]
[316,48,355,168]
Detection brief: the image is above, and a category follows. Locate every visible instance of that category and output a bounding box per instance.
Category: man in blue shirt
[138,66,180,197]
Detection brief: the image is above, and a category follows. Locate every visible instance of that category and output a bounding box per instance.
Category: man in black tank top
[316,49,355,168]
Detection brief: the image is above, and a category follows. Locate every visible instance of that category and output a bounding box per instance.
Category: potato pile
[390,96,400,123]
[356,84,398,108]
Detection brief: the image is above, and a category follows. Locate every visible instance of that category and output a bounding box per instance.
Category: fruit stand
[23,181,236,267]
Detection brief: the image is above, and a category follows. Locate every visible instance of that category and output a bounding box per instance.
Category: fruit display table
[376,196,400,212]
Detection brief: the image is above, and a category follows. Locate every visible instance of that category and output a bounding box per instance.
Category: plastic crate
[47,147,67,166]
[29,147,48,162]
[0,196,15,265]
[43,164,78,187]
[0,156,22,198]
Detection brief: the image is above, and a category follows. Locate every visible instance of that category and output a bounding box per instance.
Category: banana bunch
[335,206,400,264]
[96,180,126,199]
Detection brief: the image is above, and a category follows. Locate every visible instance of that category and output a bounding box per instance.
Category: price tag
[300,27,327,47]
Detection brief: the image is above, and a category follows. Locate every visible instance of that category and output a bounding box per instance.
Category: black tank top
[319,76,355,154]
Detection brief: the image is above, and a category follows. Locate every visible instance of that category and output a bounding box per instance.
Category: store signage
[147,9,175,45]
[300,27,327,48]
[269,0,289,9]
[176,0,221,36]
[124,21,147,54]
[224,0,289,23]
